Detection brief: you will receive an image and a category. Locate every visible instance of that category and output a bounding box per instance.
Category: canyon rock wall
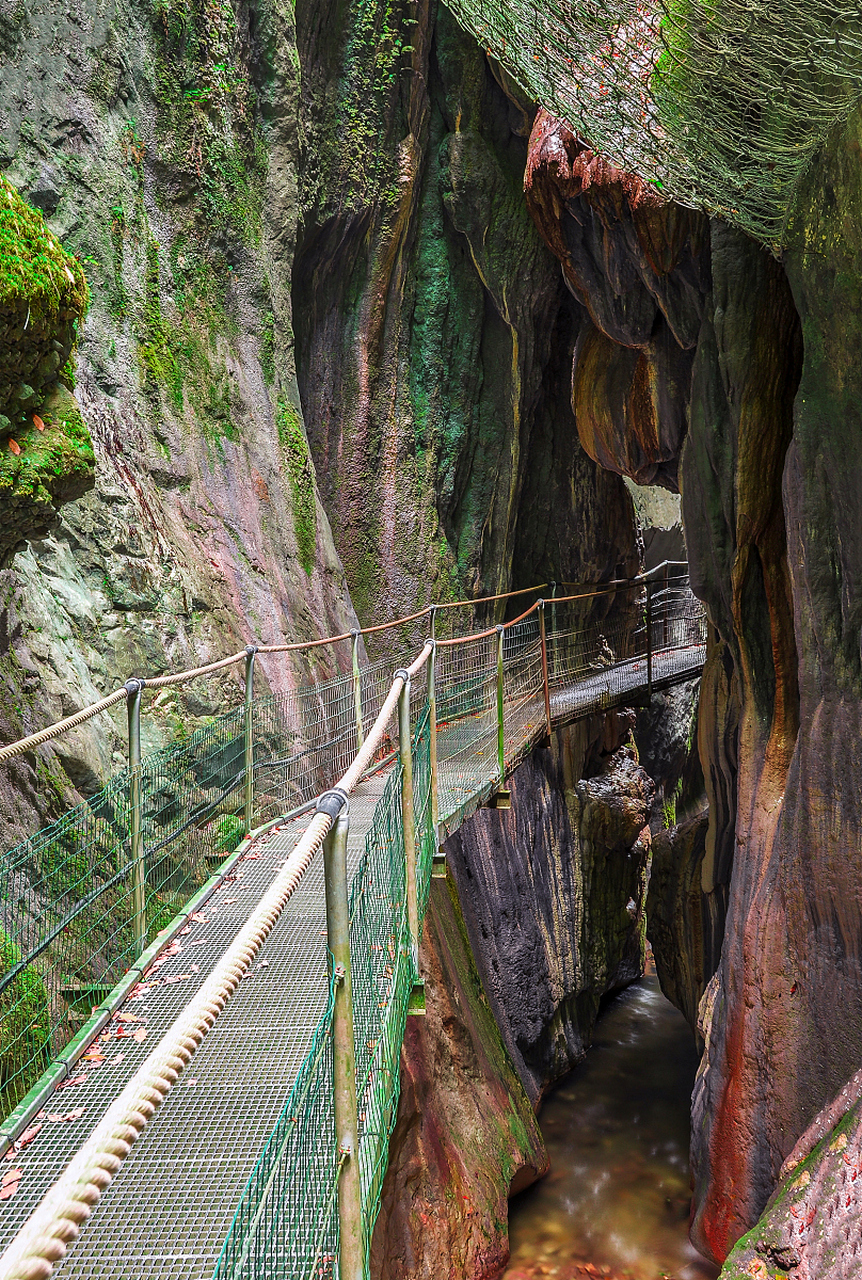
[524,99,862,1272]
[0,0,641,840]
[292,5,639,628]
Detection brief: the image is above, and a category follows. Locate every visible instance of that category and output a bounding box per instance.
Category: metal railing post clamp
[125,678,147,956]
[243,646,258,836]
[320,807,363,1280]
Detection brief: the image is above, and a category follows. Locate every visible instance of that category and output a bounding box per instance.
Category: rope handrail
[0,563,691,762]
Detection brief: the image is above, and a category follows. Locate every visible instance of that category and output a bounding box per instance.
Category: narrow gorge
[0,2,861,1279]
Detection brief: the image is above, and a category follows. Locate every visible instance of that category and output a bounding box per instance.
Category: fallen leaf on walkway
[189,939,207,946]
[164,973,191,984]
[63,1109,85,1121]
[185,1079,198,1087]
[81,1051,105,1063]
[58,1075,86,1090]
[179,925,192,936]
[109,1054,124,1066]
[0,1169,22,1199]
[243,853,260,860]
[222,898,238,905]
[191,964,200,974]
[190,913,208,923]
[256,961,270,970]
[116,1012,142,1023]
[132,1028,147,1043]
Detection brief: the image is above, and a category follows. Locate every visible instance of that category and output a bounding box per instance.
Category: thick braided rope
[0,690,128,764]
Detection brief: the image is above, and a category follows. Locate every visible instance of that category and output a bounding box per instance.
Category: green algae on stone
[0,927,51,1117]
[277,398,317,576]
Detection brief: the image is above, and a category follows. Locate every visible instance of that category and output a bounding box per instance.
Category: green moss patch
[0,174,88,315]
[0,928,51,1117]
[0,382,95,564]
[0,176,90,438]
[277,399,317,576]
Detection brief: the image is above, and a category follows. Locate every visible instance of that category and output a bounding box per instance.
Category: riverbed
[502,977,720,1280]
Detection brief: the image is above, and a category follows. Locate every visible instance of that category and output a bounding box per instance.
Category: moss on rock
[277,398,317,576]
[0,381,96,564]
[0,174,89,439]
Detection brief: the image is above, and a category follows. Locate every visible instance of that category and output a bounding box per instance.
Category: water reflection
[503,977,719,1280]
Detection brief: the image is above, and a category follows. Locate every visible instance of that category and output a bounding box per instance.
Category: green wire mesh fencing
[443,0,862,249]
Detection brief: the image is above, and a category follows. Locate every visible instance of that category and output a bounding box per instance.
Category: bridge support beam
[322,808,364,1280]
[243,646,257,836]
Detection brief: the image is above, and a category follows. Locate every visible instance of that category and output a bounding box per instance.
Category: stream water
[502,976,720,1280]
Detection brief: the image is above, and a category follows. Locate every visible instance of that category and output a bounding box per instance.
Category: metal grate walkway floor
[0,643,705,1278]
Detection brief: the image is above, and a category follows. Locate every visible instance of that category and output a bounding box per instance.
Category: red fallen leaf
[221,898,238,905]
[179,925,192,936]
[243,853,260,861]
[189,939,207,946]
[17,1124,42,1148]
[32,414,45,432]
[163,974,191,984]
[0,1169,22,1199]
[189,913,207,923]
[57,1075,86,1090]
[45,1114,66,1124]
[109,1054,124,1066]
[63,1108,85,1121]
[132,1028,147,1043]
[7,439,20,456]
[185,1079,198,1087]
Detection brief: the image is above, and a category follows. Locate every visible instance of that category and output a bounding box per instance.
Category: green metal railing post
[243,646,257,836]
[351,630,364,749]
[125,679,146,956]
[646,580,654,698]
[496,625,505,783]
[396,671,420,969]
[427,634,439,833]
[321,806,363,1280]
[538,601,552,738]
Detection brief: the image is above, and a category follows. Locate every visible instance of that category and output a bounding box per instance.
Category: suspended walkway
[0,566,706,1280]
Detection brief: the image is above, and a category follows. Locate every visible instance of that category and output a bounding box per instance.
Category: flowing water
[503,976,720,1280]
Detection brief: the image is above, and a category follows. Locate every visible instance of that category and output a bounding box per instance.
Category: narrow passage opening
[503,975,719,1280]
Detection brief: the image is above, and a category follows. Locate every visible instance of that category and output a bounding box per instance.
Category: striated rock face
[370,874,547,1280]
[292,8,639,621]
[720,1077,862,1279]
[523,104,852,1265]
[446,716,653,1101]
